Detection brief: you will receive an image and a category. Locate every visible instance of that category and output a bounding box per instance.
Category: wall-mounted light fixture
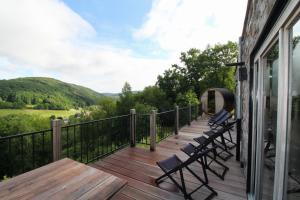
[225,62,247,81]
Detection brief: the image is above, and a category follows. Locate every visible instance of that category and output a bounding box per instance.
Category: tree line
[0,41,237,180]
[0,41,237,137]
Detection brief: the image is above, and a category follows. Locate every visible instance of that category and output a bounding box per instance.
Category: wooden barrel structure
[200,88,235,114]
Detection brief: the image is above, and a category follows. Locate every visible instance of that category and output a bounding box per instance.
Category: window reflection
[287,20,300,200]
[262,41,278,200]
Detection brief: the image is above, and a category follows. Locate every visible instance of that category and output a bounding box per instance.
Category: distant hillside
[102,93,120,98]
[0,77,103,110]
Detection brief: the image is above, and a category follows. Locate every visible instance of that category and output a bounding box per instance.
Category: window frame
[250,1,300,199]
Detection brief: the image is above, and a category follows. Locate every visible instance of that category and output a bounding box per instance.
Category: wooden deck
[0,158,127,200]
[90,118,247,200]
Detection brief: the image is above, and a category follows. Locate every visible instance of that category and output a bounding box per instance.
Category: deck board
[91,118,247,200]
[0,158,127,200]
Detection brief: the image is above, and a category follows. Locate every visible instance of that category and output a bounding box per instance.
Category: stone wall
[239,0,277,176]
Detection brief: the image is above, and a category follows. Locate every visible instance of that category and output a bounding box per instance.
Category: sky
[0,0,248,93]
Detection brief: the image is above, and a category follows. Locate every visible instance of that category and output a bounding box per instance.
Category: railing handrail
[0,128,53,140]
[157,109,175,115]
[0,103,201,179]
[179,106,189,110]
[0,105,198,139]
[62,114,131,128]
[136,113,150,116]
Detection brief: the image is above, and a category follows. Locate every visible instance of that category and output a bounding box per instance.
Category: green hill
[0,77,103,110]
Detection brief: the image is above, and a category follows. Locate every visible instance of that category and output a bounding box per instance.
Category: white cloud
[0,0,169,92]
[135,0,247,53]
[0,0,247,93]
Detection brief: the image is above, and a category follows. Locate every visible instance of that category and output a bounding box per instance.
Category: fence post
[51,119,62,161]
[188,103,191,125]
[130,109,136,147]
[150,110,157,151]
[175,106,179,135]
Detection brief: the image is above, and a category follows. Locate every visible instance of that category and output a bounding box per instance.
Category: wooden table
[0,158,127,200]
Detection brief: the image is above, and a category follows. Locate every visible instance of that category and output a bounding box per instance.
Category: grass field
[0,109,79,118]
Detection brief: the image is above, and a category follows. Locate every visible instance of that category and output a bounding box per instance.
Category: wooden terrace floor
[90,118,247,200]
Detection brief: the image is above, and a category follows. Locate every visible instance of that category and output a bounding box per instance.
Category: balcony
[90,118,246,200]
[0,105,246,199]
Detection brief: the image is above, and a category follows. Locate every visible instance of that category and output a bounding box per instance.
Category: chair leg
[205,154,229,180]
[224,129,236,149]
[185,166,218,197]
[155,173,169,184]
[200,157,209,183]
[179,169,191,199]
[216,136,234,161]
[211,140,232,161]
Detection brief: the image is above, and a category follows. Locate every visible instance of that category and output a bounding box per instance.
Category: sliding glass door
[248,3,300,199]
[261,41,279,200]
[286,18,300,200]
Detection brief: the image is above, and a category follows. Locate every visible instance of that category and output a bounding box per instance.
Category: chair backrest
[176,128,230,170]
[214,112,232,125]
[209,110,228,123]
[195,127,230,153]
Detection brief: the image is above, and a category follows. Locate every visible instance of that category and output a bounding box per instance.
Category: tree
[116,82,135,114]
[157,41,237,105]
[97,96,116,117]
[175,90,199,106]
[135,86,171,111]
[156,64,187,104]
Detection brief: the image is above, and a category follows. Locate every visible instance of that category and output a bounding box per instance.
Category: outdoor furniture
[181,143,229,181]
[208,109,228,126]
[209,114,237,150]
[155,153,218,200]
[210,112,232,129]
[0,158,127,200]
[194,127,234,161]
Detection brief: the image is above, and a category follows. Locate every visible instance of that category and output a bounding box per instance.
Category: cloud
[134,0,247,53]
[0,0,247,93]
[0,0,169,92]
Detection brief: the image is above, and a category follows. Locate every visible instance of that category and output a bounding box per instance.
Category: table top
[0,158,127,200]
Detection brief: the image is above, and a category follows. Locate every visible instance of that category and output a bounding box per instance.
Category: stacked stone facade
[239,0,277,176]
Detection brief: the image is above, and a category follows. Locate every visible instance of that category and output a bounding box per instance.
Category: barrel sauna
[200,88,235,114]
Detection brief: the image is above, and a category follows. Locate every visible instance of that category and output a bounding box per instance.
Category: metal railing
[61,114,130,164]
[0,129,53,179]
[179,106,190,128]
[156,110,175,143]
[0,104,202,180]
[191,104,199,120]
[136,114,150,145]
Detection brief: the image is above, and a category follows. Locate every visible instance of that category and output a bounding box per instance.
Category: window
[286,18,300,200]
[261,41,279,200]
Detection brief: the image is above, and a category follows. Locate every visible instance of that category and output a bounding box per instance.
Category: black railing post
[130,109,136,147]
[175,106,179,135]
[236,118,241,161]
[51,119,62,161]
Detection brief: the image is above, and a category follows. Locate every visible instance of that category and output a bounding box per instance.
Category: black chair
[208,110,228,126]
[181,143,229,181]
[155,152,218,199]
[194,127,234,161]
[210,112,232,129]
[209,114,237,150]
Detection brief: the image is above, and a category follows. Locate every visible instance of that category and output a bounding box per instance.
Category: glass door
[286,18,300,200]
[261,41,279,200]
